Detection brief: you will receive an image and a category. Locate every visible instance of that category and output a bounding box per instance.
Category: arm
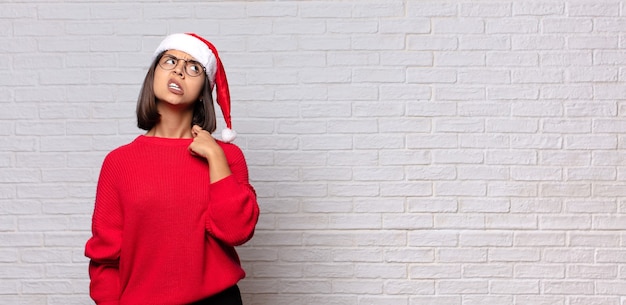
[207,143,259,246]
[84,155,122,305]
[189,126,260,246]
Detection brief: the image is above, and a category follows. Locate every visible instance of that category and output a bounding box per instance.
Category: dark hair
[136,51,217,133]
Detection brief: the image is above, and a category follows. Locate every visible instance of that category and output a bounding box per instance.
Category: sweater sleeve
[84,154,122,305]
[206,143,260,246]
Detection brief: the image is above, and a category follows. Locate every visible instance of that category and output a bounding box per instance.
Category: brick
[333,248,383,263]
[384,280,434,295]
[569,232,620,248]
[276,183,327,197]
[486,18,538,33]
[568,265,618,280]
[436,51,485,67]
[433,19,485,34]
[0,169,40,183]
[247,136,298,150]
[382,214,433,229]
[354,198,403,213]
[434,118,484,133]
[539,215,591,229]
[407,135,457,149]
[435,214,485,229]
[459,231,513,247]
[486,214,537,229]
[515,232,565,247]
[328,151,378,166]
[0,37,38,54]
[329,183,378,197]
[407,3,457,17]
[406,101,456,117]
[460,134,510,149]
[459,35,510,50]
[512,35,565,50]
[543,280,594,295]
[299,2,352,18]
[515,264,566,279]
[275,151,327,166]
[407,166,456,181]
[354,231,406,247]
[569,2,620,16]
[328,51,379,66]
[333,280,383,295]
[568,67,618,82]
[459,198,509,213]
[489,248,540,262]
[434,181,486,196]
[18,216,70,232]
[491,280,539,294]
[409,264,461,279]
[300,36,352,51]
[545,248,595,263]
[3,1,626,303]
[513,2,564,15]
[461,3,511,17]
[438,248,486,263]
[301,167,352,182]
[486,118,538,133]
[596,281,626,295]
[355,263,406,279]
[437,279,488,294]
[597,250,626,263]
[300,67,351,83]
[407,36,458,51]
[221,20,273,36]
[0,5,37,18]
[488,182,537,197]
[408,231,458,247]
[407,68,456,83]
[329,214,381,229]
[380,19,430,34]
[436,87,485,100]
[463,264,512,278]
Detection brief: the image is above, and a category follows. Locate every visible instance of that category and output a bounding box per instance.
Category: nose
[172,61,185,77]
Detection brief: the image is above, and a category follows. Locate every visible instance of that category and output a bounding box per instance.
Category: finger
[188,144,198,156]
[191,125,201,137]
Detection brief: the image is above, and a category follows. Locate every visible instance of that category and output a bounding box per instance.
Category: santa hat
[153,33,236,142]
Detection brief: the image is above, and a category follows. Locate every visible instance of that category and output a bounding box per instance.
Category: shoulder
[100,137,142,167]
[217,141,247,164]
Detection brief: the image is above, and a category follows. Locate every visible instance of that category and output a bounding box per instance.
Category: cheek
[152,69,167,86]
[190,80,206,98]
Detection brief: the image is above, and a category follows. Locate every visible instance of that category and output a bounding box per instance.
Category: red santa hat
[153,33,236,142]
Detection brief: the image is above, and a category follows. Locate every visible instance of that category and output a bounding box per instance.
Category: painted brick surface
[1,1,626,304]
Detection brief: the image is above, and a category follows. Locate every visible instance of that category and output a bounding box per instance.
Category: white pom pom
[221,128,237,143]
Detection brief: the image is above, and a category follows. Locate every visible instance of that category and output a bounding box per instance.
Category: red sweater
[85,135,259,305]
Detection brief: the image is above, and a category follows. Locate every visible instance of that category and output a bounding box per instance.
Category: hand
[189,125,232,182]
[188,125,220,159]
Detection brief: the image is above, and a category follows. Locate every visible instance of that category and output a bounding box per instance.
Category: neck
[147,102,194,138]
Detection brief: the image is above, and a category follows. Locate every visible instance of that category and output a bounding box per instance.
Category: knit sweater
[85,135,259,305]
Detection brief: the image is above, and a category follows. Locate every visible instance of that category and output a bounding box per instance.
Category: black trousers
[188,285,243,305]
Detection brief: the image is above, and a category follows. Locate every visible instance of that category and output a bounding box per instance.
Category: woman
[85,33,259,305]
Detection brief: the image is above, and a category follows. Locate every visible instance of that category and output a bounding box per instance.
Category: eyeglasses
[158,54,205,77]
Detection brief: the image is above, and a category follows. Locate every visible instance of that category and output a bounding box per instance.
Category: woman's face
[153,50,206,109]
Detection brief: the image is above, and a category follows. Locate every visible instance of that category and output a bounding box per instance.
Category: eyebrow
[163,53,200,63]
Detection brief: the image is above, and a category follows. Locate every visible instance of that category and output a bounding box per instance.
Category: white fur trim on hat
[221,128,237,143]
[153,33,218,86]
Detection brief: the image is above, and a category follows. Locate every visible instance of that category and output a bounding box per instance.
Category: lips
[167,79,183,95]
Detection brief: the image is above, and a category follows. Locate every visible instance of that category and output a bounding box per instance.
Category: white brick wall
[1,1,625,304]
